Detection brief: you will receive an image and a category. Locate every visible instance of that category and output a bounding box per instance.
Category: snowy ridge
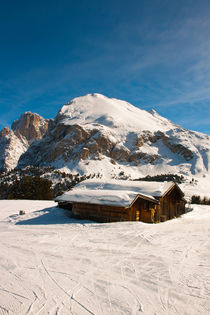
[57,93,174,132]
[0,128,28,171]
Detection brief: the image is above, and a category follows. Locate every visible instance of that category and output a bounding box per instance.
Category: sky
[0,0,210,135]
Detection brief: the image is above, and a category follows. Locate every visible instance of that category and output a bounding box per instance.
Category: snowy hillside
[0,127,28,170]
[56,93,173,132]
[0,200,209,314]
[17,93,210,183]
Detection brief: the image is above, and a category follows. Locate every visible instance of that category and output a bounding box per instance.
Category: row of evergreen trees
[133,174,185,184]
[8,176,53,200]
[0,166,96,200]
[191,195,210,205]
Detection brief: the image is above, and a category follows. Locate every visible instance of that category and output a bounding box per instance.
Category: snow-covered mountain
[0,112,49,171]
[15,93,210,181]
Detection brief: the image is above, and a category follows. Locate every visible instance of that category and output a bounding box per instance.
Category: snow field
[0,200,209,314]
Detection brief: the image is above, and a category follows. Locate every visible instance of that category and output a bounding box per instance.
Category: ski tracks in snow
[0,202,210,314]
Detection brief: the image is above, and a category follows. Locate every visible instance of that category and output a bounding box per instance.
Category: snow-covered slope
[0,127,28,171]
[17,93,210,182]
[0,200,209,314]
[56,93,172,132]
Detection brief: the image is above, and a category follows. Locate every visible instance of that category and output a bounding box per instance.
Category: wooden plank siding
[61,196,159,223]
[72,202,131,222]
[156,185,185,222]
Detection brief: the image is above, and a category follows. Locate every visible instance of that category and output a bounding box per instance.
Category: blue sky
[0,0,210,134]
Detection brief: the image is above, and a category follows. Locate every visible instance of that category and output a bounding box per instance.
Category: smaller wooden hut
[56,180,185,223]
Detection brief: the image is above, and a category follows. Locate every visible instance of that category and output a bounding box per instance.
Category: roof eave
[130,194,159,207]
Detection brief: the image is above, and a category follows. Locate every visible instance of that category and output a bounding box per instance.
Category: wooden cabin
[56,180,185,223]
[153,182,185,222]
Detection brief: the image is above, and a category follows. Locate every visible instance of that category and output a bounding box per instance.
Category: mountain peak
[56,94,173,133]
[0,112,49,171]
[0,127,13,138]
[12,112,49,142]
[1,94,210,181]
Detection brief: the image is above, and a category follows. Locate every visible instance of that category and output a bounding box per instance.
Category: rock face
[0,128,26,171]
[12,112,48,142]
[16,94,210,180]
[0,112,49,171]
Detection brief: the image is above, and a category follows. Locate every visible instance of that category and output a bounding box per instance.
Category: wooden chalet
[56,180,185,223]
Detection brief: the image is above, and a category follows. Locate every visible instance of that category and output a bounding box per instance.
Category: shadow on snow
[15,207,94,226]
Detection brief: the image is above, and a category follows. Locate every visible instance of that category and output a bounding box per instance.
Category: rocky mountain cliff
[12,112,49,142]
[15,94,210,181]
[0,112,49,171]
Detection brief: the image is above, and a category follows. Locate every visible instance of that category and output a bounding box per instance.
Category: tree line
[191,195,210,205]
[0,166,97,200]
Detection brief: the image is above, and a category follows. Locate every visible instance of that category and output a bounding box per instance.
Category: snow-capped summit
[15,93,210,181]
[56,93,174,133]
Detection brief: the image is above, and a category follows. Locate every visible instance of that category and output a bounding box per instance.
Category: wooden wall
[157,185,185,221]
[70,197,158,223]
[58,201,72,211]
[72,202,131,223]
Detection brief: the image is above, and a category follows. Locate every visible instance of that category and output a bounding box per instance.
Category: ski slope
[0,200,209,314]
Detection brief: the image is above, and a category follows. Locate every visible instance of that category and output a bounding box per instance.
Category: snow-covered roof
[56,189,152,207]
[75,179,175,197]
[56,180,177,207]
